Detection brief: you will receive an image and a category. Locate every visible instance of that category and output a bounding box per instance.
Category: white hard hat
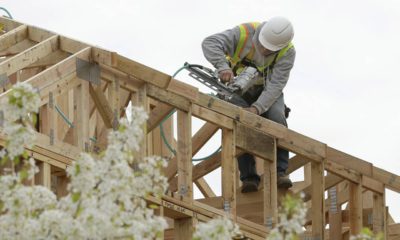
[258,16,294,51]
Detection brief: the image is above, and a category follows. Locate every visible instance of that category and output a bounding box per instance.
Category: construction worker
[201,16,295,192]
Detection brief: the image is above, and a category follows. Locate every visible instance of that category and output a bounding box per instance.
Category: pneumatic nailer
[183,62,290,118]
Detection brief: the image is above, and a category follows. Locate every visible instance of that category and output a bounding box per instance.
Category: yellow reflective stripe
[231,22,260,67]
[277,42,293,61]
[231,25,248,65]
[256,42,294,72]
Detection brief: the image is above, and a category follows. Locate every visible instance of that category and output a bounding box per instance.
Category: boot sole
[241,183,258,193]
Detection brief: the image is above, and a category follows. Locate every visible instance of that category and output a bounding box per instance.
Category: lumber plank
[236,123,275,161]
[167,78,199,102]
[72,81,90,151]
[147,84,191,111]
[349,181,363,235]
[263,139,278,229]
[176,109,193,202]
[192,104,234,129]
[27,50,70,69]
[328,186,342,240]
[169,152,221,193]
[373,192,387,236]
[147,101,175,132]
[164,122,219,180]
[35,161,51,189]
[373,167,400,193]
[89,83,114,128]
[100,63,144,92]
[0,16,22,32]
[0,38,36,58]
[27,25,54,43]
[39,75,81,106]
[311,161,325,239]
[132,84,148,159]
[221,127,236,217]
[327,147,373,177]
[0,24,28,51]
[115,53,171,88]
[59,35,88,54]
[194,178,216,198]
[0,47,91,102]
[0,35,58,77]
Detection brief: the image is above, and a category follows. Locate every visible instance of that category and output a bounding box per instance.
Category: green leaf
[19,169,28,181]
[13,156,20,165]
[75,164,80,175]
[22,151,29,159]
[32,114,38,126]
[72,192,81,203]
[0,155,9,166]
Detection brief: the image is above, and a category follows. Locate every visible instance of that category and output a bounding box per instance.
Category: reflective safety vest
[227,22,294,76]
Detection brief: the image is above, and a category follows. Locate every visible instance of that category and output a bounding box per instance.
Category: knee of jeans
[267,108,286,125]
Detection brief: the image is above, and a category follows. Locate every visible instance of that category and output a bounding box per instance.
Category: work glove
[218,69,234,83]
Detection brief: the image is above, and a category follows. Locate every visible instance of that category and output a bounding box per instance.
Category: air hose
[0,7,13,19]
[159,64,221,161]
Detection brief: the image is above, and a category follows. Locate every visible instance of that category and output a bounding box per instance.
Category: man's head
[258,16,294,53]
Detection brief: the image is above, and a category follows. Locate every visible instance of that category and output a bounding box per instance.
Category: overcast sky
[2,0,400,221]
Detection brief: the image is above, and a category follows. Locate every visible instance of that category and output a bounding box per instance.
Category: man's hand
[218,69,234,83]
[244,106,259,115]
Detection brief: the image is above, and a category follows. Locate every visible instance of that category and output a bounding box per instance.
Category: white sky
[2,0,400,221]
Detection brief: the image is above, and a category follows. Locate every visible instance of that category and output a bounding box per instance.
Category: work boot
[277,174,293,189]
[241,179,259,193]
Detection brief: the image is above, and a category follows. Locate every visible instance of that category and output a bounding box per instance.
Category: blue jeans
[237,94,289,183]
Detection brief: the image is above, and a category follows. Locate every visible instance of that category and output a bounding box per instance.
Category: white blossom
[0,83,168,239]
[267,194,307,240]
[193,217,243,240]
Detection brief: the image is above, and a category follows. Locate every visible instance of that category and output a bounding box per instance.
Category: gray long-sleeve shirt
[201,22,296,114]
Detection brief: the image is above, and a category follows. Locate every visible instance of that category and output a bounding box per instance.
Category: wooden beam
[35,161,51,189]
[72,82,90,151]
[194,178,216,198]
[89,83,114,128]
[0,16,22,32]
[236,123,275,161]
[175,108,194,240]
[169,152,221,193]
[349,181,363,235]
[328,186,342,240]
[176,109,193,202]
[115,53,171,88]
[0,35,58,77]
[263,139,278,229]
[147,84,191,111]
[0,47,91,101]
[311,161,325,239]
[164,122,219,181]
[0,24,28,51]
[147,102,175,132]
[27,26,54,43]
[373,192,387,236]
[287,155,309,174]
[167,78,198,102]
[132,84,148,159]
[327,147,373,177]
[221,127,236,217]
[192,104,234,129]
[373,167,400,193]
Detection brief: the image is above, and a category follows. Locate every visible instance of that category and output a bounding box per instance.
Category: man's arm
[251,48,296,115]
[201,27,240,73]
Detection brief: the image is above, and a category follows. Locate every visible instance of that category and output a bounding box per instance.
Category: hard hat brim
[258,34,283,52]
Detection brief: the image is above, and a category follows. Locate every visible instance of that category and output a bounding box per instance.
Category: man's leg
[262,94,292,188]
[237,153,260,192]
